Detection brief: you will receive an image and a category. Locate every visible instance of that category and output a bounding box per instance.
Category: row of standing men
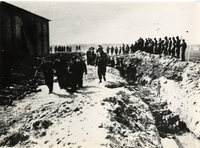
[104,36,187,61]
[49,45,82,53]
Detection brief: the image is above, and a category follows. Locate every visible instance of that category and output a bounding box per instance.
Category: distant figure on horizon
[106,46,110,55]
[176,36,181,58]
[158,38,162,54]
[119,46,122,55]
[122,43,125,54]
[154,38,158,54]
[125,44,130,54]
[181,39,187,61]
[164,36,169,55]
[130,44,134,53]
[115,46,118,55]
[172,37,176,57]
[168,37,172,55]
[110,46,114,55]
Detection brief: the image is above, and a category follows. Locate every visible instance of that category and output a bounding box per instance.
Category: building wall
[0,2,50,56]
[1,9,12,52]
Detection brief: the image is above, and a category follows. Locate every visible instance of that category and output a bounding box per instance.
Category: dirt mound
[103,90,162,148]
[119,51,200,139]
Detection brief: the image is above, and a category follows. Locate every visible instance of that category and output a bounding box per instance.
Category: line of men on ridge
[98,36,186,61]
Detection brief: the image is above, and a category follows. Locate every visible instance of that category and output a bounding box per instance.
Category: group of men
[106,43,131,56]
[105,36,187,61]
[35,36,187,94]
[51,45,82,53]
[53,45,72,53]
[34,55,87,94]
[86,47,96,65]
[86,45,108,83]
[134,36,187,61]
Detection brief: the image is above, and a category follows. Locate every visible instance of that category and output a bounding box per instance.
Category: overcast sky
[6,1,200,45]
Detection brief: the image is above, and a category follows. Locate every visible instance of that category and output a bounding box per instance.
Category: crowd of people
[36,35,188,94]
[105,36,187,61]
[34,44,109,93]
[34,54,87,93]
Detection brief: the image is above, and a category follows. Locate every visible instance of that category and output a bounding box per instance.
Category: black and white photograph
[0,0,200,147]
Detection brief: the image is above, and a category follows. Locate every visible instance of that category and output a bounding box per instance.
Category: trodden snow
[1,64,200,148]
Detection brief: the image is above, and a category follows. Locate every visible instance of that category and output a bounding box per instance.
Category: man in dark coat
[69,56,79,92]
[86,48,91,65]
[54,58,69,89]
[77,57,87,88]
[110,46,114,55]
[106,46,110,55]
[157,38,162,54]
[172,37,176,57]
[181,39,187,61]
[164,36,169,55]
[168,37,172,55]
[34,59,54,94]
[115,47,118,55]
[95,46,107,83]
[91,48,96,65]
[153,38,158,54]
[176,36,181,58]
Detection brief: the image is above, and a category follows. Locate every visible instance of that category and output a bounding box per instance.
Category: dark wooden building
[0,2,51,90]
[0,1,50,56]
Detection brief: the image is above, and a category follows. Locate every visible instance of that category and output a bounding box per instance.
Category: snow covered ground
[1,51,200,148]
[0,66,162,147]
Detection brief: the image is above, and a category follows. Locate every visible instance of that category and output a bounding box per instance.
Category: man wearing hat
[95,45,107,83]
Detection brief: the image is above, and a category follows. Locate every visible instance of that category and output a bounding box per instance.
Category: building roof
[0,1,51,21]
